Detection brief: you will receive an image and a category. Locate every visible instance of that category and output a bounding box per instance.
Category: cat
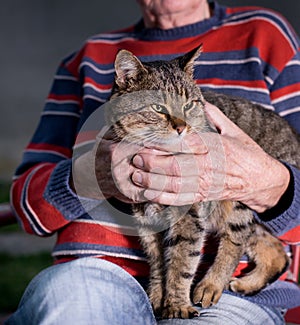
[103,45,299,319]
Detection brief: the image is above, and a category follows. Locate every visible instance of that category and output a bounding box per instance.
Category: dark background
[0,0,299,181]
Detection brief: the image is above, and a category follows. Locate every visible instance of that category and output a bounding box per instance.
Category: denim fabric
[6,257,285,325]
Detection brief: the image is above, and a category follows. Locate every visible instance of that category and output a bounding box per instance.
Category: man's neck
[141,1,211,29]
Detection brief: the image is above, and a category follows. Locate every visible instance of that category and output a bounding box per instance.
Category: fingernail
[133,154,144,168]
[132,171,143,185]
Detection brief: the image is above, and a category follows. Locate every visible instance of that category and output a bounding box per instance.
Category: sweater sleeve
[256,30,300,242]
[254,17,300,243]
[10,52,92,236]
[255,163,300,244]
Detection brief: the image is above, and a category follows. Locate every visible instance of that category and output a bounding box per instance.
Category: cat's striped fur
[104,46,299,319]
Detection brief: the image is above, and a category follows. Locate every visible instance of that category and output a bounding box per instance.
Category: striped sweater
[11,1,300,308]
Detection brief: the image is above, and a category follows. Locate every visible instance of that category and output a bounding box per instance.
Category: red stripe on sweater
[26,164,73,232]
[11,168,38,233]
[47,93,81,103]
[270,83,300,102]
[226,6,263,15]
[53,255,150,277]
[85,77,113,90]
[56,222,142,249]
[75,131,98,145]
[280,225,300,244]
[196,78,267,89]
[26,143,72,158]
[11,164,73,235]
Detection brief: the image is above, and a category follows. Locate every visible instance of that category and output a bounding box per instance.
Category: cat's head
[105,45,213,146]
[112,45,204,97]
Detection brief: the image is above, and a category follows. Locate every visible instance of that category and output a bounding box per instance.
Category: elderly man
[7,1,300,324]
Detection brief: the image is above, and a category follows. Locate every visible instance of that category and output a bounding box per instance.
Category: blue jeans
[6,257,285,325]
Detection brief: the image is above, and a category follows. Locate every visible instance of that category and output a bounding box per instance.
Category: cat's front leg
[162,207,205,319]
[135,203,167,315]
[138,227,165,315]
[193,233,244,308]
[193,202,251,308]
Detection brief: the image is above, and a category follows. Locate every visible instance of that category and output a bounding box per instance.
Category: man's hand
[72,103,290,213]
[71,127,145,203]
[129,102,290,213]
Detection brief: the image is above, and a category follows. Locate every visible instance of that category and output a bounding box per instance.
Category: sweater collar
[134,1,226,41]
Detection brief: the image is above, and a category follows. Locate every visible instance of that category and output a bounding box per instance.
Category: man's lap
[5,257,285,325]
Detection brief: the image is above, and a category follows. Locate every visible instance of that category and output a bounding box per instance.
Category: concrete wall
[0,0,298,180]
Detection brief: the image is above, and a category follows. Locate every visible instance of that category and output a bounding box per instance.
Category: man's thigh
[158,293,285,325]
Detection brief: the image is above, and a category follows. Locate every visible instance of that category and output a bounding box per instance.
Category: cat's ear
[178,44,203,77]
[114,49,147,88]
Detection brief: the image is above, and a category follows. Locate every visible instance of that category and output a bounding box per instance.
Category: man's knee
[6,258,156,325]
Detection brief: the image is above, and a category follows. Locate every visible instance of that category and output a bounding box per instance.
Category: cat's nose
[176,125,186,135]
[171,117,186,135]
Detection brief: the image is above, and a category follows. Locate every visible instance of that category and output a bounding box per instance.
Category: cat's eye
[151,104,168,114]
[183,101,197,111]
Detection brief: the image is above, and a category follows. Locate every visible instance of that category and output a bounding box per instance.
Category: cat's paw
[162,305,199,319]
[229,277,261,295]
[192,280,223,308]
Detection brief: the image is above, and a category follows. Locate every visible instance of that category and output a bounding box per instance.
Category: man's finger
[204,102,241,135]
[143,190,204,206]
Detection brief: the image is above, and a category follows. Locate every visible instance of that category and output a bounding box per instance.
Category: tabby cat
[104,45,299,319]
